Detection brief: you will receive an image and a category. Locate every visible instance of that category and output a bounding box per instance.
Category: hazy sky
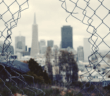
[0,0,110,51]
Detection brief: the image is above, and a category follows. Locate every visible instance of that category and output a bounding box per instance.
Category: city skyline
[0,0,110,51]
[1,0,89,51]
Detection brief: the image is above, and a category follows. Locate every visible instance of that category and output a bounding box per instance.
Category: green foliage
[84,82,95,91]
[23,71,44,84]
[28,58,43,76]
[103,85,110,91]
[71,81,83,88]
[0,82,85,96]
[42,70,51,84]
[75,93,83,96]
[27,58,51,84]
[59,50,78,82]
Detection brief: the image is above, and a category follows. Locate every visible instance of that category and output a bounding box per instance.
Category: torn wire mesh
[0,0,45,96]
[59,0,110,95]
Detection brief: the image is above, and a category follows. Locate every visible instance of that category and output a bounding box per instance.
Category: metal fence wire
[59,0,110,96]
[0,0,45,96]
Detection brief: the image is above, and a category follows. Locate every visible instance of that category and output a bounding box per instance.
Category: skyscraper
[15,35,25,54]
[47,40,54,47]
[41,46,47,54]
[77,46,84,62]
[30,13,39,57]
[61,26,73,48]
[28,48,31,53]
[25,46,27,52]
[83,38,91,62]
[39,40,46,54]
[40,40,46,47]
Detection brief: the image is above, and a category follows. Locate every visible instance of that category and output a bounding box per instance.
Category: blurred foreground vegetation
[0,81,83,96]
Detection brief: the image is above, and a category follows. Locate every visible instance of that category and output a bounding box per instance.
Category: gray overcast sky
[0,0,110,51]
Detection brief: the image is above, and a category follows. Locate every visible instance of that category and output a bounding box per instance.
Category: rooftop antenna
[34,13,36,24]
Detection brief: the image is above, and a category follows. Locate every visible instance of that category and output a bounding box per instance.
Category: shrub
[27,58,51,84]
[71,81,83,87]
[24,71,44,84]
[103,85,110,91]
[84,82,95,91]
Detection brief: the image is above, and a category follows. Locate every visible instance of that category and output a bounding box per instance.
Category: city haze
[0,0,110,51]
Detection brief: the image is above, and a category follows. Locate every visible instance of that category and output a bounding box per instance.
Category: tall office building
[28,48,31,53]
[41,46,47,54]
[39,40,46,53]
[47,40,54,47]
[30,13,39,57]
[25,46,27,52]
[83,38,91,62]
[61,26,73,48]
[77,46,84,62]
[15,35,25,54]
[40,40,46,47]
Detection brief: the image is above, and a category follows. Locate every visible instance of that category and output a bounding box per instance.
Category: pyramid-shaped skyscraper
[30,13,39,57]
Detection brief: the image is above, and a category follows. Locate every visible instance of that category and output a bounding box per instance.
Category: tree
[28,58,43,76]
[58,50,78,83]
[53,45,59,66]
[42,70,51,84]
[27,58,51,84]
[45,46,53,83]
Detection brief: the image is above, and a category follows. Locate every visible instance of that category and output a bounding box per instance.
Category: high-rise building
[15,35,25,54]
[39,40,46,53]
[77,46,84,62]
[25,46,27,52]
[83,38,91,62]
[61,26,73,48]
[28,48,31,53]
[41,46,47,54]
[30,13,39,57]
[47,40,54,47]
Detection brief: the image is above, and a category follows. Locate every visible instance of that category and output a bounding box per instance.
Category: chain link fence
[0,0,46,96]
[59,0,110,96]
[1,0,110,95]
